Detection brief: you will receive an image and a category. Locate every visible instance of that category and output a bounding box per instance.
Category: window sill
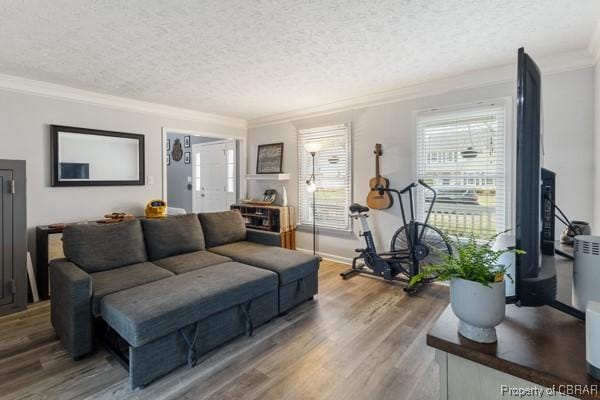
[296,224,356,238]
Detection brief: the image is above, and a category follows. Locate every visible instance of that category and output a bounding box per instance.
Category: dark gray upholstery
[52,209,319,385]
[128,291,278,389]
[101,262,278,347]
[246,229,281,247]
[153,250,231,275]
[49,259,93,359]
[209,241,319,285]
[90,263,174,316]
[62,220,148,273]
[198,210,246,248]
[279,271,318,313]
[141,214,206,261]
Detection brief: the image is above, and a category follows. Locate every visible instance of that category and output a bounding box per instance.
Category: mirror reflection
[51,126,144,186]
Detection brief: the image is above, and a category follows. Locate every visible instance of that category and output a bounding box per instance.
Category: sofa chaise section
[199,210,320,312]
[101,262,279,388]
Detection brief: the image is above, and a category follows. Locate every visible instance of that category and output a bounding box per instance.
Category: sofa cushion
[153,250,232,275]
[209,242,319,285]
[101,262,278,347]
[141,214,206,261]
[63,220,148,273]
[198,210,246,248]
[90,262,173,316]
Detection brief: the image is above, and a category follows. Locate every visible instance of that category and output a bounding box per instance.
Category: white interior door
[192,140,236,213]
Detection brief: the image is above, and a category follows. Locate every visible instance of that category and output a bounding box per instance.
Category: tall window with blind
[416,102,507,239]
[298,124,352,231]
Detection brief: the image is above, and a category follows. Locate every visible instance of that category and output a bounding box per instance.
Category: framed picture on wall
[256,142,284,174]
[184,135,191,148]
[184,152,191,164]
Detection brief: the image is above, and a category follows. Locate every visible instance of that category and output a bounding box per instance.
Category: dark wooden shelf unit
[232,205,281,232]
[231,204,296,249]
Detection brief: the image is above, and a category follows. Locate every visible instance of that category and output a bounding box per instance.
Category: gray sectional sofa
[49,210,319,389]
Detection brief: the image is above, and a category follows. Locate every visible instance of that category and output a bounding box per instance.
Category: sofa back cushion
[198,210,246,248]
[141,214,206,261]
[63,220,148,273]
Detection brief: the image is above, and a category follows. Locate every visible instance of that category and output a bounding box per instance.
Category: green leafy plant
[409,231,525,288]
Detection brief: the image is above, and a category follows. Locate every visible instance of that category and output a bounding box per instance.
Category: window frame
[412,98,514,239]
[297,123,353,233]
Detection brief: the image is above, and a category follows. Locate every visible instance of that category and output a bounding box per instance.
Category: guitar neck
[375,154,381,179]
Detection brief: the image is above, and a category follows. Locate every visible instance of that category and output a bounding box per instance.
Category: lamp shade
[304,142,323,153]
[306,180,318,193]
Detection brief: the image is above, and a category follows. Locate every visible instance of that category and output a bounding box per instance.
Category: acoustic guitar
[366,143,393,210]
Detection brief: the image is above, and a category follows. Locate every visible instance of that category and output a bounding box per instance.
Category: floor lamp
[304,142,322,256]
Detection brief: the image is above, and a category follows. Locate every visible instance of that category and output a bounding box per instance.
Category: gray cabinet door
[0,170,13,306]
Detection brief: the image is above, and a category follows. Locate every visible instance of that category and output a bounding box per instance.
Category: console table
[428,304,598,400]
[35,224,65,300]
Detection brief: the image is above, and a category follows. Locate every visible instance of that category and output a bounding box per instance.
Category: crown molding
[0,73,247,130]
[248,49,594,128]
[588,18,600,64]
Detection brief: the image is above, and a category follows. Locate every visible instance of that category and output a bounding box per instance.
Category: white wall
[248,67,595,261]
[0,88,246,254]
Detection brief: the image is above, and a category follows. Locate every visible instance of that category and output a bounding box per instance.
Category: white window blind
[298,124,352,231]
[416,102,506,239]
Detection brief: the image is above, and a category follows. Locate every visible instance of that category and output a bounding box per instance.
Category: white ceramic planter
[450,278,506,343]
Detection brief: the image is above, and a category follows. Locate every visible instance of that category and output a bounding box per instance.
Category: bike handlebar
[418,179,436,194]
[369,180,437,235]
[376,180,436,196]
[400,182,417,194]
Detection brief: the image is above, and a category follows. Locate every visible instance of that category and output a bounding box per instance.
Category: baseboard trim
[296,247,353,265]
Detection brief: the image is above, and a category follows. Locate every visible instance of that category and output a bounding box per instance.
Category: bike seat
[349,203,369,213]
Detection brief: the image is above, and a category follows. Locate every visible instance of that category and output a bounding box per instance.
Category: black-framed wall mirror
[50,125,145,187]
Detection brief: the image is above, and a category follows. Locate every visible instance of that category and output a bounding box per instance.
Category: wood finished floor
[0,260,449,400]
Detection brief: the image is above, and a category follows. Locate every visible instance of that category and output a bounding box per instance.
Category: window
[194,152,201,191]
[226,147,235,193]
[416,102,507,239]
[298,124,352,231]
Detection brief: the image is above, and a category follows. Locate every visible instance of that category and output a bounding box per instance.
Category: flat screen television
[514,47,557,307]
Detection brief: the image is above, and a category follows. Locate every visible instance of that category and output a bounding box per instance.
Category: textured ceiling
[0,0,599,120]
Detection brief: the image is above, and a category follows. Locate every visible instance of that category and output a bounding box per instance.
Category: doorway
[163,129,242,214]
[192,140,237,213]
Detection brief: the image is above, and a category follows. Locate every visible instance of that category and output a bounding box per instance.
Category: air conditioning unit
[573,235,600,311]
[587,301,600,380]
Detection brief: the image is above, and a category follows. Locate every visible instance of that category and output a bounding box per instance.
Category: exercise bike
[340,180,452,292]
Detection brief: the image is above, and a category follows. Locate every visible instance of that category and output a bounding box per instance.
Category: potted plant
[410,232,524,343]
